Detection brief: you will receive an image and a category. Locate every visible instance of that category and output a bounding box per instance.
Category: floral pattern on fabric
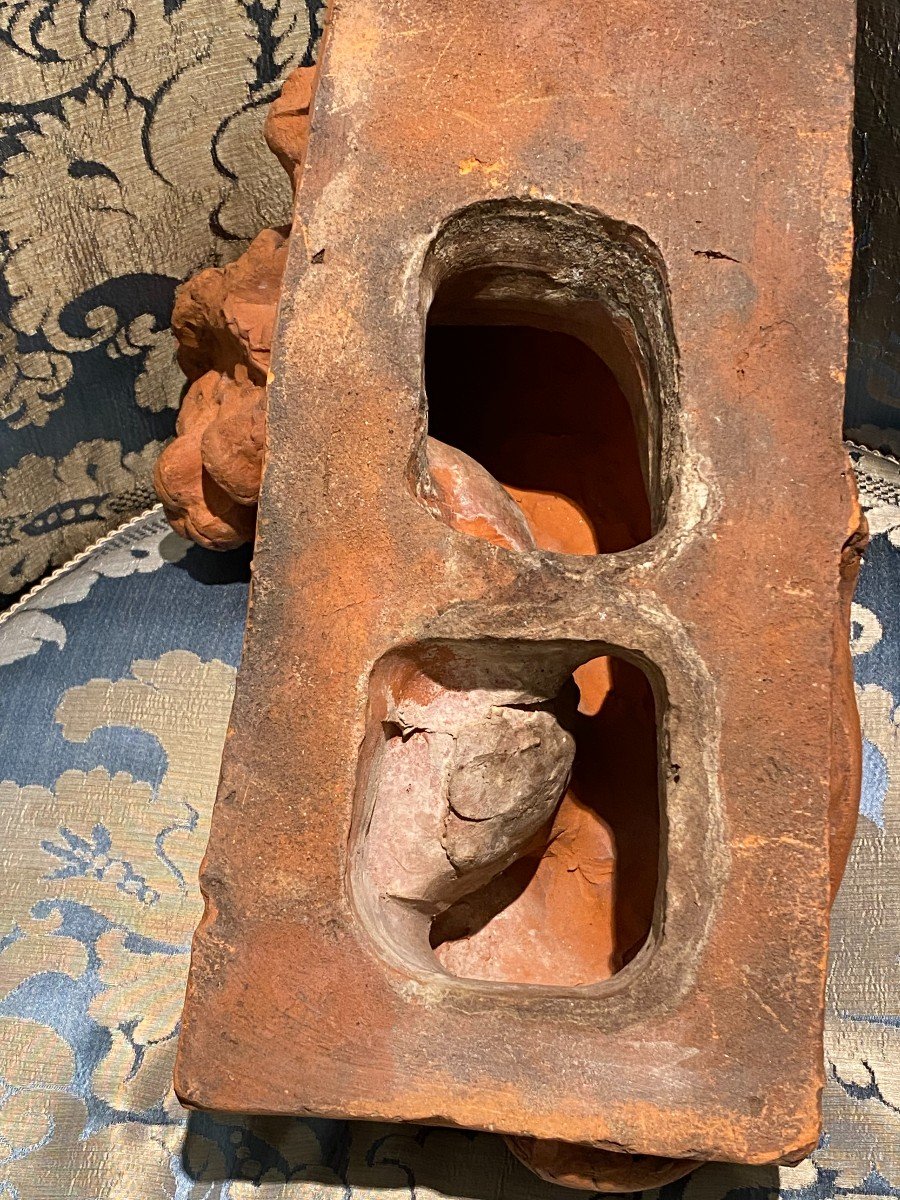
[0,440,164,599]
[0,0,324,600]
[0,446,897,1199]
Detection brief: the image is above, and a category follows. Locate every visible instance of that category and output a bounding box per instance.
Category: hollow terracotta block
[175,0,864,1183]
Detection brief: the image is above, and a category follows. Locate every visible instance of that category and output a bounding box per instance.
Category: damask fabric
[0,446,897,1199]
[845,0,900,460]
[0,0,322,603]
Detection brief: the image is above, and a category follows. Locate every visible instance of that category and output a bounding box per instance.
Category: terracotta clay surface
[153,227,285,548]
[173,0,864,1184]
[161,158,678,1185]
[154,70,317,549]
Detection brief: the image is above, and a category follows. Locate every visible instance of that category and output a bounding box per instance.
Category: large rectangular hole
[353,640,661,989]
[415,199,679,555]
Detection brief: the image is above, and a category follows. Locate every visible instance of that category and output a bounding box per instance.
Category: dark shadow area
[183,1110,783,1200]
[171,540,252,587]
[425,324,652,554]
[846,0,900,445]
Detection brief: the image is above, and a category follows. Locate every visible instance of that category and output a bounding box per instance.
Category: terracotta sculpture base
[163,0,865,1183]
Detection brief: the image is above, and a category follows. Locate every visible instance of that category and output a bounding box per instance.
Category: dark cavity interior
[425,324,653,554]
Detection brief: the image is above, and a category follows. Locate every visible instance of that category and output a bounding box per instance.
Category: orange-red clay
[162,2,866,1189]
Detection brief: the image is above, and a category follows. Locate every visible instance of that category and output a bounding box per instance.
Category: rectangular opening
[353,640,662,988]
[414,198,680,555]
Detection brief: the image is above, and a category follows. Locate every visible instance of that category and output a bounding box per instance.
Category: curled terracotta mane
[153,69,314,549]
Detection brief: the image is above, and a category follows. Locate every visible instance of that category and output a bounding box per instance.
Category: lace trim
[847,441,900,510]
[0,504,165,627]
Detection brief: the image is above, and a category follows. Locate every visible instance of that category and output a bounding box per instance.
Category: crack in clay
[692,248,741,263]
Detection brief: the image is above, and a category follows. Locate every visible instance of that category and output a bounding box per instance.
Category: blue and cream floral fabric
[0,0,323,602]
[0,447,897,1199]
